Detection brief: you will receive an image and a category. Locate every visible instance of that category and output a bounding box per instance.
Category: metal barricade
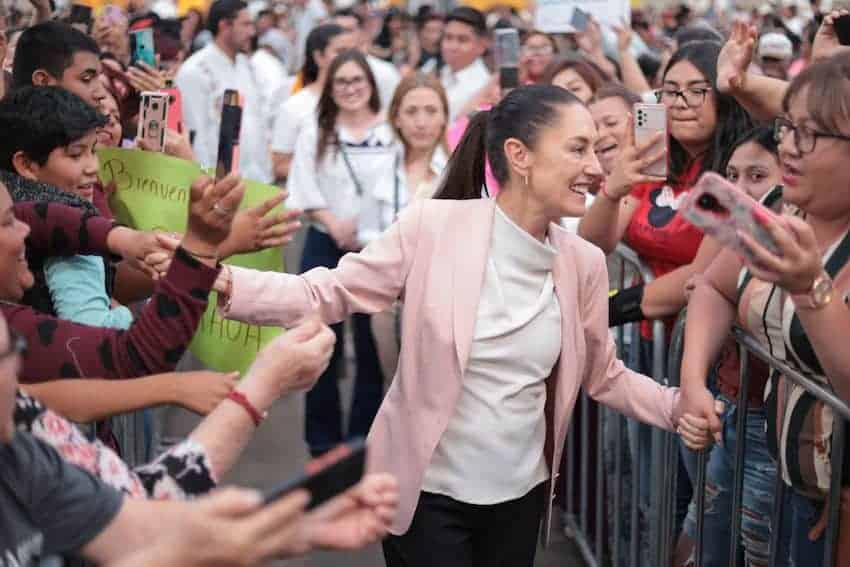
[666,314,849,567]
[91,409,151,468]
[562,245,680,567]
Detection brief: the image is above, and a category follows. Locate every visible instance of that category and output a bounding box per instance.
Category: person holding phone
[286,49,395,459]
[519,31,557,85]
[207,84,690,567]
[578,40,753,547]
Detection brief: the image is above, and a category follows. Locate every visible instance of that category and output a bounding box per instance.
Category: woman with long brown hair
[286,49,394,458]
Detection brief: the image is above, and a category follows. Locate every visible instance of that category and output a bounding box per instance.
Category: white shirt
[270,87,320,155]
[175,43,273,183]
[251,49,291,115]
[357,146,447,245]
[293,0,329,70]
[422,205,561,505]
[367,54,401,110]
[440,58,491,122]
[287,120,396,243]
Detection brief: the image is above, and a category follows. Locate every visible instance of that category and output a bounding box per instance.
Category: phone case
[681,172,780,261]
[138,92,169,152]
[163,86,183,134]
[130,28,156,67]
[215,90,242,180]
[493,29,520,68]
[633,103,668,177]
[262,439,367,509]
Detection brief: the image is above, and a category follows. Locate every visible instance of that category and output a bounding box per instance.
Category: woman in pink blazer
[213,85,685,567]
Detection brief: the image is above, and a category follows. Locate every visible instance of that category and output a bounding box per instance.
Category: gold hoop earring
[524,174,529,186]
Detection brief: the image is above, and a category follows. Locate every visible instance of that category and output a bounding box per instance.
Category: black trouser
[382,484,546,567]
[300,227,385,456]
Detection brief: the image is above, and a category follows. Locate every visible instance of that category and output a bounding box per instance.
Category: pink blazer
[224,199,681,543]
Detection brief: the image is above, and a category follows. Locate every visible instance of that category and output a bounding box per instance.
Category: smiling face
[331,60,372,113]
[661,60,717,154]
[394,86,446,154]
[779,87,850,218]
[521,33,555,82]
[0,184,33,303]
[551,68,593,103]
[725,141,781,201]
[518,103,603,218]
[97,93,123,148]
[589,96,632,175]
[15,131,101,202]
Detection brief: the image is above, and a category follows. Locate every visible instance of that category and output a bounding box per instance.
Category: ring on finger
[213,202,233,216]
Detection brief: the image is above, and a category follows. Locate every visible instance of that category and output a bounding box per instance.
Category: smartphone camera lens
[151,102,159,111]
[698,194,722,213]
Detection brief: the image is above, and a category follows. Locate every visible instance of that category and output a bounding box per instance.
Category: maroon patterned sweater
[6,202,219,382]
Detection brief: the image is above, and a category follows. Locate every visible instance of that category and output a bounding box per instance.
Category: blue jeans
[682,396,776,567]
[776,488,826,567]
[301,227,385,456]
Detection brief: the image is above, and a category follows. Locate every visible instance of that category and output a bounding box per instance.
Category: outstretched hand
[717,20,757,94]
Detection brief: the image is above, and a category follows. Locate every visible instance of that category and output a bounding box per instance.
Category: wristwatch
[791,271,835,310]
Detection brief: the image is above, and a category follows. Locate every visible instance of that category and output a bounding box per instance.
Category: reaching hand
[676,385,723,450]
[173,371,239,415]
[127,61,165,93]
[107,228,178,279]
[184,173,246,255]
[717,21,757,94]
[613,23,632,53]
[813,10,850,62]
[220,192,303,257]
[603,114,667,200]
[300,473,399,551]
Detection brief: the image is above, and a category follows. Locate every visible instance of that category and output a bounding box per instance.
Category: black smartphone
[834,15,850,46]
[215,89,242,181]
[68,4,93,31]
[262,439,367,509]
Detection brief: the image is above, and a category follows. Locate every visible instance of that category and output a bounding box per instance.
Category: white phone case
[633,103,668,177]
[139,91,169,152]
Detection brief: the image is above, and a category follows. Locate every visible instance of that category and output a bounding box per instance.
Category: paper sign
[98,147,285,375]
[535,0,630,33]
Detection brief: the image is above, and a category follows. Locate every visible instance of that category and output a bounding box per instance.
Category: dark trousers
[382,484,546,567]
[300,227,385,456]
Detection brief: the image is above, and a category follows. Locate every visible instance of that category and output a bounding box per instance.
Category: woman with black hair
[270,23,356,181]
[213,83,689,566]
[371,7,410,66]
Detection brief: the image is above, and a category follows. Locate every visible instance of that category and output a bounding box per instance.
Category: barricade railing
[562,245,679,567]
[91,409,151,468]
[665,313,850,567]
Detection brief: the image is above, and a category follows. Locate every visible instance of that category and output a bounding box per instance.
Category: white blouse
[422,205,562,505]
[287,120,396,243]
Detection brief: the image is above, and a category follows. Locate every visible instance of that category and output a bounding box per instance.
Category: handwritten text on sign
[534,0,629,33]
[99,147,285,375]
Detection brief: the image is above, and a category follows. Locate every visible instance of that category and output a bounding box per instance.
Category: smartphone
[138,91,169,152]
[215,89,242,180]
[163,82,184,134]
[834,15,850,45]
[69,4,93,24]
[494,29,520,91]
[681,172,780,260]
[263,439,367,509]
[570,7,590,32]
[130,28,156,68]
[633,102,668,177]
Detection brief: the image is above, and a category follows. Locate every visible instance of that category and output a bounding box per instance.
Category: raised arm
[579,245,680,431]
[218,201,424,328]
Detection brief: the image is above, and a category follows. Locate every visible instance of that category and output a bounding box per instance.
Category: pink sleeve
[224,202,425,327]
[579,245,680,431]
[447,115,470,150]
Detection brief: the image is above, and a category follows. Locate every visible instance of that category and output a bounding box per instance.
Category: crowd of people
[1,0,849,565]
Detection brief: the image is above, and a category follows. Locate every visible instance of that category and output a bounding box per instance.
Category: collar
[205,42,243,69]
[492,204,556,273]
[442,58,488,83]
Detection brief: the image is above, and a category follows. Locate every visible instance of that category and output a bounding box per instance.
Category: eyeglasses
[521,44,554,56]
[0,331,27,363]
[656,86,711,108]
[773,116,850,155]
[332,76,367,92]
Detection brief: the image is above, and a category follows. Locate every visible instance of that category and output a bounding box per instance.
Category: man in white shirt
[175,0,274,183]
[332,8,400,109]
[439,7,491,121]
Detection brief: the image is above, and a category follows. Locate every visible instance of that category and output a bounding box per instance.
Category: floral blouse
[15,390,217,499]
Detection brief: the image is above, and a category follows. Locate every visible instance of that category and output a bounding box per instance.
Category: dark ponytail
[433,110,489,200]
[434,84,581,200]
